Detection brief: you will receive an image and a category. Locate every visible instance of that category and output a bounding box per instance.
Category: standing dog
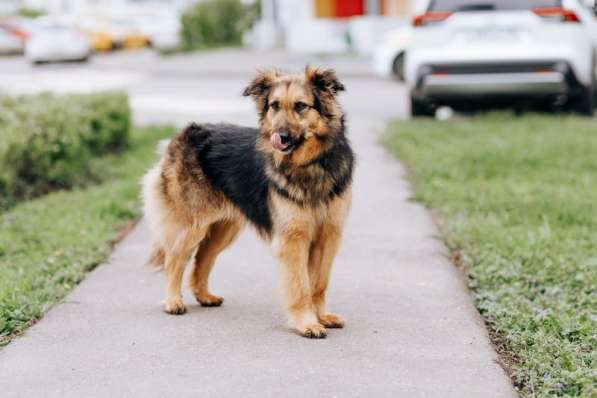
[142,67,354,338]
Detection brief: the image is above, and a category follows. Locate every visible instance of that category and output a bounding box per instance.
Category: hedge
[181,0,260,50]
[0,92,130,207]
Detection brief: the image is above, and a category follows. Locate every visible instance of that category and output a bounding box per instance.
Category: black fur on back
[183,122,354,236]
[184,123,272,234]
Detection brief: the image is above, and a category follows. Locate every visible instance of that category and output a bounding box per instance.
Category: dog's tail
[147,245,166,268]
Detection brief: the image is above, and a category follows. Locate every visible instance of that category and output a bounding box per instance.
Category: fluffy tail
[143,139,171,269]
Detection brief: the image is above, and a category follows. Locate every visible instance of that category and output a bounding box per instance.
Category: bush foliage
[181,0,260,50]
[0,92,130,207]
[0,126,173,346]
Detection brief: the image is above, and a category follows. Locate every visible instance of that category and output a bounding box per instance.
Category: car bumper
[413,62,584,100]
[421,72,567,97]
[27,47,89,62]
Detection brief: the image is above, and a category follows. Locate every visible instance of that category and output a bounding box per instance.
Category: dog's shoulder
[178,123,273,234]
[178,123,258,153]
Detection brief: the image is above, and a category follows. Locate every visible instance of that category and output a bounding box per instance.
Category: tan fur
[142,68,351,338]
[191,220,243,306]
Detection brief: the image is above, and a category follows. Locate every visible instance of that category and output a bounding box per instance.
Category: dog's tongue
[271,132,288,151]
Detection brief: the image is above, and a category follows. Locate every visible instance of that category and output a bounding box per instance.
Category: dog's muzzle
[271,131,301,154]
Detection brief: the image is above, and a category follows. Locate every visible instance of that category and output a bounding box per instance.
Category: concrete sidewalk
[0,117,516,397]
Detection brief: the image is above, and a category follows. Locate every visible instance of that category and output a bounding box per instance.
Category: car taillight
[412,11,453,27]
[533,7,580,23]
[9,28,29,40]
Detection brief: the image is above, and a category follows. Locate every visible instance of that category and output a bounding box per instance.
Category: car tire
[392,52,405,81]
[573,54,596,117]
[573,85,595,116]
[410,96,434,118]
[570,59,595,116]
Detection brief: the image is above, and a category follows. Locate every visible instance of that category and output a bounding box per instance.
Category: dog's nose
[278,131,292,145]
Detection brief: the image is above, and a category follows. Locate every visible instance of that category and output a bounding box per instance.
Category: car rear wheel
[571,58,595,116]
[572,85,595,116]
[410,96,434,118]
[572,56,597,117]
[392,52,405,81]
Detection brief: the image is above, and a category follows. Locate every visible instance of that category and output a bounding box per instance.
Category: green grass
[0,125,173,346]
[383,114,597,398]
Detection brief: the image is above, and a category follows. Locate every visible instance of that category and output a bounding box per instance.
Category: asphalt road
[0,49,407,124]
[0,50,516,397]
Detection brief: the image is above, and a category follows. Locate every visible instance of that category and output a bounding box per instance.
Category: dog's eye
[270,101,280,112]
[294,101,308,113]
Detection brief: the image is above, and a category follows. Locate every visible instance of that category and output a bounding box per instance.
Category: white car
[372,25,413,81]
[406,0,597,116]
[25,18,91,64]
[135,15,181,50]
[0,25,23,54]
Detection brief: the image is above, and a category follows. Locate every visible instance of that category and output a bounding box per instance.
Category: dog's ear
[305,66,345,96]
[243,70,278,100]
[243,70,278,117]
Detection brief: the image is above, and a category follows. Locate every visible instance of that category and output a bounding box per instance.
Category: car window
[429,0,561,11]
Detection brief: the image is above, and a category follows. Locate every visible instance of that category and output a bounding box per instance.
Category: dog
[141,67,354,338]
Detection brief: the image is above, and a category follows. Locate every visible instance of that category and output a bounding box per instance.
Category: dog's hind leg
[190,220,242,307]
[148,245,165,268]
[163,225,208,315]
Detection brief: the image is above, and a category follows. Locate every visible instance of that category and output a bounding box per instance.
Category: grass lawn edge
[0,125,174,348]
[381,114,597,398]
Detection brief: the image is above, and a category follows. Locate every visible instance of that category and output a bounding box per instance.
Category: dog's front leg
[309,223,344,329]
[276,228,326,339]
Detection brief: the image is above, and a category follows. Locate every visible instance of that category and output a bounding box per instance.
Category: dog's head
[243,66,345,166]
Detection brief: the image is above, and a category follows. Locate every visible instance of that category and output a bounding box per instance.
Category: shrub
[181,0,260,50]
[80,92,131,154]
[17,8,46,18]
[0,92,130,207]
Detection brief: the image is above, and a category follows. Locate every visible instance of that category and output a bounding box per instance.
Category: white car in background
[26,18,91,64]
[135,15,181,50]
[0,18,33,54]
[406,0,597,117]
[372,25,413,81]
[0,24,23,54]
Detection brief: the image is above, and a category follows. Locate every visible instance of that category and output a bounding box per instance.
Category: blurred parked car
[0,17,34,55]
[78,17,114,52]
[26,18,91,64]
[109,17,149,49]
[0,24,24,54]
[89,30,113,52]
[135,15,181,50]
[372,25,413,81]
[406,0,597,117]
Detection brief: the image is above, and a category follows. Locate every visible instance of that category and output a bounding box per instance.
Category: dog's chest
[269,165,334,206]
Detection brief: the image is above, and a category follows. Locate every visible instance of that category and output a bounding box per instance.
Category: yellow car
[88,30,112,52]
[123,31,149,49]
[110,17,149,50]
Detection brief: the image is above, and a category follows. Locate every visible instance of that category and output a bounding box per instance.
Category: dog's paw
[318,313,345,329]
[163,298,186,315]
[196,293,224,307]
[299,323,327,339]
